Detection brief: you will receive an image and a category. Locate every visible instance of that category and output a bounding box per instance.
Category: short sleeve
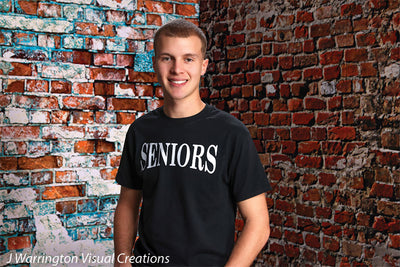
[229,130,271,202]
[115,124,143,189]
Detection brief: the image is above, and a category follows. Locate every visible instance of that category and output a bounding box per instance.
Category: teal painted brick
[85,8,105,23]
[63,5,84,21]
[0,0,11,12]
[0,14,74,33]
[63,36,85,49]
[18,218,37,233]
[65,213,107,227]
[0,220,17,235]
[77,198,98,213]
[52,141,74,153]
[106,38,126,51]
[134,51,154,72]
[98,196,117,211]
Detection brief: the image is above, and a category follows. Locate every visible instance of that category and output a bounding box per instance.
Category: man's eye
[161,57,171,61]
[185,58,194,62]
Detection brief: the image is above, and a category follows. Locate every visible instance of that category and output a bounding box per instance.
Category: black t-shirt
[116,104,271,266]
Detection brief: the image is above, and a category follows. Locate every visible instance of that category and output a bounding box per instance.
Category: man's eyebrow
[158,53,200,58]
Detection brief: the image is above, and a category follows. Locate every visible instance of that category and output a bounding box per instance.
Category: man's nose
[171,60,184,74]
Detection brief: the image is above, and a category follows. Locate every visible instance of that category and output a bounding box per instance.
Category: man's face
[154,35,208,102]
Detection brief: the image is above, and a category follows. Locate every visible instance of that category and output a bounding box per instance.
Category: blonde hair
[154,19,207,58]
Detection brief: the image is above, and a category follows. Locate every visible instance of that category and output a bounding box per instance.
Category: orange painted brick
[63,96,105,110]
[96,140,115,153]
[26,80,49,92]
[107,98,146,111]
[5,62,32,76]
[18,156,63,170]
[73,83,94,95]
[0,157,18,170]
[94,53,114,66]
[74,140,95,154]
[5,80,24,93]
[51,80,72,94]
[138,0,173,13]
[100,168,118,180]
[128,71,157,83]
[117,112,135,124]
[116,54,134,67]
[8,236,31,250]
[15,95,59,109]
[51,110,70,124]
[18,0,38,15]
[90,68,125,81]
[72,111,94,124]
[42,184,85,200]
[176,4,196,16]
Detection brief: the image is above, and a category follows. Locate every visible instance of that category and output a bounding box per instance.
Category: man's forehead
[155,35,203,54]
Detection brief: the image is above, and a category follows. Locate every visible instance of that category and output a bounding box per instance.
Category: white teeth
[170,80,186,84]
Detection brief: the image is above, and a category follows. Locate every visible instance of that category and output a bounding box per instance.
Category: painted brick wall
[0,0,198,265]
[200,0,400,266]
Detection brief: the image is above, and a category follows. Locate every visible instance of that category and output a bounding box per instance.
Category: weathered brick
[42,184,85,200]
[305,97,326,110]
[328,126,356,141]
[7,236,31,250]
[295,155,322,168]
[320,51,343,65]
[310,23,331,37]
[107,98,146,111]
[18,156,63,170]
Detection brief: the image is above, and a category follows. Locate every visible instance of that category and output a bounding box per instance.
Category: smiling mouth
[169,79,188,85]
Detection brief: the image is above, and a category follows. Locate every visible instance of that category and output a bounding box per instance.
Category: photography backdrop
[1,0,400,266]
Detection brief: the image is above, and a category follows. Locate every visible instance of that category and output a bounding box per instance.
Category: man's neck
[163,98,206,119]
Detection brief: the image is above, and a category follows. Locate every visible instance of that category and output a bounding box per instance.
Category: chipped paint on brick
[85,8,105,23]
[115,84,135,96]
[0,15,74,33]
[42,126,85,139]
[97,0,135,10]
[41,63,88,80]
[383,63,400,78]
[266,84,276,94]
[63,36,85,49]
[1,188,37,203]
[5,108,29,124]
[3,173,29,186]
[0,60,13,75]
[63,5,83,21]
[30,110,51,124]
[321,81,336,95]
[4,204,30,219]
[30,214,113,266]
[107,125,130,146]
[106,38,126,51]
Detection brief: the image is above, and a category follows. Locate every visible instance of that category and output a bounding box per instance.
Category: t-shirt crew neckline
[159,104,211,123]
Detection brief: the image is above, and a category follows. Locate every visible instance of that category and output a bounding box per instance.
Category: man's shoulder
[206,105,249,135]
[132,107,163,125]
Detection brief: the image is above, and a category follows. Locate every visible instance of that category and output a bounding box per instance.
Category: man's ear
[201,58,209,75]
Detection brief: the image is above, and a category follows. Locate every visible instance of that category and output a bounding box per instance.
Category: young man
[114,19,271,266]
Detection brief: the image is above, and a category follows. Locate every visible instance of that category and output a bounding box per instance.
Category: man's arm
[225,193,270,267]
[114,186,142,266]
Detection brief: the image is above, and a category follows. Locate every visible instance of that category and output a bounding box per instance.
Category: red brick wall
[0,0,199,262]
[200,0,400,266]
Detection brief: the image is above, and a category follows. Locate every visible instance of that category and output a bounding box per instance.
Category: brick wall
[200,0,400,266]
[0,0,198,264]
